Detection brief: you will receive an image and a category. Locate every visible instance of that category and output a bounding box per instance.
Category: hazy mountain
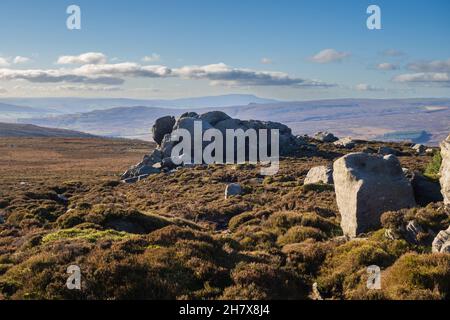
[0,94,278,114]
[0,122,96,138]
[19,98,450,145]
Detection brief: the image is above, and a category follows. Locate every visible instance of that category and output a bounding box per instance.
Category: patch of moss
[42,228,130,244]
[424,152,442,181]
[302,183,334,193]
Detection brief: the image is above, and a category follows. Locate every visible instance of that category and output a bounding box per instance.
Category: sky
[0,0,449,100]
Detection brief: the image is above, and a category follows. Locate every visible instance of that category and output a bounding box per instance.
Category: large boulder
[432,226,450,253]
[304,165,334,185]
[333,153,416,237]
[152,116,175,146]
[440,135,450,205]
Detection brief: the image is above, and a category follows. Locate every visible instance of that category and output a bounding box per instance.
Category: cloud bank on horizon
[0,0,448,100]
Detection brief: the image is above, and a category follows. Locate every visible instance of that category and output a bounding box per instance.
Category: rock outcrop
[122,111,311,182]
[304,165,334,185]
[440,135,450,205]
[333,153,416,237]
[432,226,450,253]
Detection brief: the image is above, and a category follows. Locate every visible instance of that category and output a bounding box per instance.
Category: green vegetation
[424,151,442,181]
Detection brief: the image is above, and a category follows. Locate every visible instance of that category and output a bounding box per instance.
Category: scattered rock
[440,134,450,205]
[409,171,443,206]
[334,137,356,149]
[412,144,426,154]
[304,165,334,185]
[152,116,175,146]
[432,226,450,253]
[333,153,416,237]
[426,148,435,155]
[378,146,402,156]
[225,183,243,199]
[314,131,338,143]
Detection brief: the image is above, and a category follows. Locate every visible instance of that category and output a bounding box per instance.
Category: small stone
[225,183,242,199]
[304,165,334,185]
[334,137,356,149]
[314,131,338,143]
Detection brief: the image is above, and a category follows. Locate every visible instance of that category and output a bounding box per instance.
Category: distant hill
[19,98,450,145]
[0,123,96,138]
[0,102,46,113]
[0,94,279,114]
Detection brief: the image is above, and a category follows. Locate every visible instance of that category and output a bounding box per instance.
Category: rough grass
[0,137,448,300]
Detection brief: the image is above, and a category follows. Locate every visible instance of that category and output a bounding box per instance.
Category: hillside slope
[0,123,96,138]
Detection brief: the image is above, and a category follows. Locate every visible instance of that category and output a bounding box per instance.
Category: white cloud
[260,57,273,65]
[73,62,172,78]
[57,52,108,65]
[407,58,450,73]
[173,63,333,87]
[393,72,450,85]
[0,57,10,67]
[13,56,31,64]
[355,83,383,91]
[0,86,7,94]
[142,53,161,63]
[0,58,333,89]
[377,62,398,71]
[0,68,124,85]
[310,49,350,64]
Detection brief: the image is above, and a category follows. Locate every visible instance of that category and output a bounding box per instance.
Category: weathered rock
[409,171,443,206]
[304,165,334,185]
[378,146,402,156]
[440,135,450,205]
[441,242,450,253]
[152,116,175,146]
[334,137,356,149]
[160,133,176,158]
[179,112,199,119]
[405,220,424,245]
[314,131,338,143]
[0,215,4,224]
[225,183,242,199]
[200,111,231,126]
[333,153,416,237]
[412,144,426,154]
[432,226,450,253]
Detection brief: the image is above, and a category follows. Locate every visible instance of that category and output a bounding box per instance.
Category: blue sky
[0,0,449,100]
